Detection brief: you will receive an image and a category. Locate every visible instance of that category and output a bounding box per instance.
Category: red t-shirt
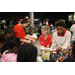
[38,35,52,47]
[13,24,25,40]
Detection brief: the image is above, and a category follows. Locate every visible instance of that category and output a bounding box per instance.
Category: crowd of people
[0,17,75,62]
[37,21,53,37]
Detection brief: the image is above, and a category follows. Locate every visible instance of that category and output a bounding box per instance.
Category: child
[1,27,15,54]
[1,37,21,62]
[63,41,75,55]
[51,19,71,53]
[25,28,37,43]
[17,43,37,62]
[0,34,5,49]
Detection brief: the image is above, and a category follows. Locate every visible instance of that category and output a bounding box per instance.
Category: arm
[14,32,31,43]
[38,25,42,27]
[63,49,69,55]
[61,32,71,52]
[46,45,51,48]
[37,36,42,49]
[37,42,40,49]
[25,35,34,42]
[25,36,29,40]
[70,26,73,35]
[37,23,42,27]
[20,38,31,43]
[70,31,73,35]
[51,33,57,49]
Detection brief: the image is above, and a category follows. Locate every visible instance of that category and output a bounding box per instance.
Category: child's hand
[63,49,69,55]
[56,47,62,52]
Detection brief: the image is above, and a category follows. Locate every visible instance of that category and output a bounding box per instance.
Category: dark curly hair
[55,19,66,27]
[7,37,21,50]
[17,43,37,62]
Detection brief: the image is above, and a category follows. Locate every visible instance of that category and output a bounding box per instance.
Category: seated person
[1,37,21,62]
[51,19,71,54]
[25,28,37,43]
[63,41,75,55]
[1,27,15,54]
[71,46,75,58]
[17,43,37,62]
[0,34,5,49]
[38,26,52,48]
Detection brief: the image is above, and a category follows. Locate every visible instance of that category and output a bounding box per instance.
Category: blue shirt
[38,23,42,28]
[39,23,42,25]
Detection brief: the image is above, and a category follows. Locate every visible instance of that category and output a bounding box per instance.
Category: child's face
[56,26,65,35]
[29,29,34,35]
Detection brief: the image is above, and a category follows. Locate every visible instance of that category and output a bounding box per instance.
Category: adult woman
[38,26,52,48]
[13,18,31,44]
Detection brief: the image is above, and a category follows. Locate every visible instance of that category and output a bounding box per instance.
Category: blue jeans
[71,40,75,44]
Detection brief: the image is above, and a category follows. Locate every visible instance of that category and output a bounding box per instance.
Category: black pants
[0,24,4,30]
[38,28,41,37]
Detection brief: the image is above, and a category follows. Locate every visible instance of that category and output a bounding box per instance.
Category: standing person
[70,21,75,44]
[46,21,49,27]
[17,43,37,62]
[50,23,53,32]
[42,21,46,26]
[13,18,31,44]
[1,37,21,62]
[6,18,10,27]
[51,19,71,54]
[37,21,42,37]
[38,26,52,48]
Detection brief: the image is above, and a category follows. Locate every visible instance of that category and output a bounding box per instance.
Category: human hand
[46,45,50,48]
[63,49,69,55]
[26,40,32,43]
[56,47,62,52]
